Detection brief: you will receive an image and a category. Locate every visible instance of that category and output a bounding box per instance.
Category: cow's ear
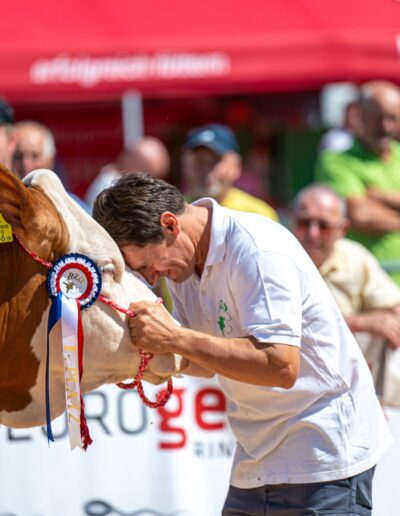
[0,164,36,238]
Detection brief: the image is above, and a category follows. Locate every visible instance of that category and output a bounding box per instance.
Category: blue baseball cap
[183,124,239,155]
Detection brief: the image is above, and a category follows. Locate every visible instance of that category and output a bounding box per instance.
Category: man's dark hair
[93,172,185,246]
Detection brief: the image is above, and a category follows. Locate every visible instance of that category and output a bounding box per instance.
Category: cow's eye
[100,263,115,276]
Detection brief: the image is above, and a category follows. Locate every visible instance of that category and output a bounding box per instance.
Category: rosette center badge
[47,253,102,309]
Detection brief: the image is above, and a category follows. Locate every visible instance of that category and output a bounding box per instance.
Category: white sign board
[0,377,234,516]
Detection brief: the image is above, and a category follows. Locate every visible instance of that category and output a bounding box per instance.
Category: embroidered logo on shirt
[217,299,233,336]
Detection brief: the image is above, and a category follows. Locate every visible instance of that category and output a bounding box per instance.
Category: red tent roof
[2,0,400,102]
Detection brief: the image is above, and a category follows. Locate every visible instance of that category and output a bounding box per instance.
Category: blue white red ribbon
[45,253,101,450]
[46,292,91,450]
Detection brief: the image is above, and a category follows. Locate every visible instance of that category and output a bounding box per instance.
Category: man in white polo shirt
[93,172,392,515]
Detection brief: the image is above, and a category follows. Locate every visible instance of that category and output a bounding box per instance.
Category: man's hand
[347,309,400,349]
[128,300,178,354]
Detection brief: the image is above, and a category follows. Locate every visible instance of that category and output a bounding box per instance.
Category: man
[93,172,391,515]
[85,136,170,209]
[319,99,362,153]
[14,120,89,213]
[316,80,400,284]
[292,183,400,404]
[14,120,57,177]
[181,123,279,220]
[0,98,17,171]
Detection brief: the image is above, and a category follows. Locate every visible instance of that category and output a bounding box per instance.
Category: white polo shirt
[167,198,393,488]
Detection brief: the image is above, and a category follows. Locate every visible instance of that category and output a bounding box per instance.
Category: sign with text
[0,377,234,516]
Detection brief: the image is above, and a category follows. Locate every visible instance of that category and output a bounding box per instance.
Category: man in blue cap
[181,123,278,220]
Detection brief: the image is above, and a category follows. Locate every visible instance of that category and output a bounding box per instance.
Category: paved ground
[373,407,400,515]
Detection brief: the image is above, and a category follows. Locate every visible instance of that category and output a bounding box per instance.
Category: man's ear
[341,217,350,237]
[160,212,179,235]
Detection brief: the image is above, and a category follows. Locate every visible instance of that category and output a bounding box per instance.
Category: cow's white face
[0,168,183,429]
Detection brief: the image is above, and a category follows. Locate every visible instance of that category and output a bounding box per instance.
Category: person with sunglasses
[292,183,400,406]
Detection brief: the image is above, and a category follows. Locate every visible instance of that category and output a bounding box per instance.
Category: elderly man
[292,183,400,405]
[316,80,400,284]
[14,120,57,176]
[0,99,17,171]
[181,123,279,220]
[14,120,89,212]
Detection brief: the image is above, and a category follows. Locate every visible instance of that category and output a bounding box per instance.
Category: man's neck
[358,137,392,160]
[183,204,212,277]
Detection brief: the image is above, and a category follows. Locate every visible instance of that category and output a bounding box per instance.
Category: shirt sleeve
[357,245,400,310]
[231,250,302,346]
[315,150,367,198]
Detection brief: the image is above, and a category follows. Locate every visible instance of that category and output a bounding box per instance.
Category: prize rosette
[45,254,102,450]
[46,253,102,308]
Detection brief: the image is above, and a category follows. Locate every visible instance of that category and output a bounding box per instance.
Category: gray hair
[292,183,347,219]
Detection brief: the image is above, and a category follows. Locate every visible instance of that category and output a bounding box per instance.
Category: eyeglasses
[295,218,340,232]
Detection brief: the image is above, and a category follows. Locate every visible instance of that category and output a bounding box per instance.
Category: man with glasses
[292,183,400,404]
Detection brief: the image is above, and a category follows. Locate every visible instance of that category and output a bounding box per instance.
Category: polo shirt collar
[319,240,343,276]
[192,197,227,267]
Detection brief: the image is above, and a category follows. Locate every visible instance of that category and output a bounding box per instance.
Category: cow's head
[0,165,183,428]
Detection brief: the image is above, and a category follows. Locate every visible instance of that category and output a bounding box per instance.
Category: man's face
[361,92,400,154]
[121,237,195,286]
[15,128,53,176]
[182,146,223,199]
[293,193,347,268]
[0,126,16,170]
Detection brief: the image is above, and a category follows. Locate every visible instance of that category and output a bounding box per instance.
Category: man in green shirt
[316,80,400,284]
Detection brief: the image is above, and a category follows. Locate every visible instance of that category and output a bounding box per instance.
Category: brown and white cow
[0,164,183,429]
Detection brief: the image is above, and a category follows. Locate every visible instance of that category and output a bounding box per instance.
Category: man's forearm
[170,327,299,388]
[348,197,400,234]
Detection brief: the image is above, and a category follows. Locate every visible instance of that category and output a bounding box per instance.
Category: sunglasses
[295,218,340,232]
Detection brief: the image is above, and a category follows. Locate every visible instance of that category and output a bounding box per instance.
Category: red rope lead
[98,294,173,408]
[14,234,52,269]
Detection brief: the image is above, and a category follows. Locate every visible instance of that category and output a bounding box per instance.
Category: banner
[0,377,234,516]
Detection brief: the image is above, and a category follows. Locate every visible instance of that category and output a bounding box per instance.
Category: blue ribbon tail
[45,292,62,444]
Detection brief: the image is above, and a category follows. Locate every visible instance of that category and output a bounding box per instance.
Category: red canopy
[2,0,400,103]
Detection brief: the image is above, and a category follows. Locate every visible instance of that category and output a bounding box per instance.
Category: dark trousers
[222,467,374,516]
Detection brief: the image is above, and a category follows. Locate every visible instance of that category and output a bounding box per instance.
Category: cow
[0,164,184,431]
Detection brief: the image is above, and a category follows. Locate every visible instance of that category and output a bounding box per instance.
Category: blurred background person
[316,80,400,285]
[14,120,90,213]
[85,135,172,307]
[318,98,362,153]
[0,98,17,172]
[85,136,170,209]
[14,120,56,177]
[292,183,400,406]
[181,123,279,220]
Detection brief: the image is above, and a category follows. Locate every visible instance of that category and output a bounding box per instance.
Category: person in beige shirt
[292,183,400,405]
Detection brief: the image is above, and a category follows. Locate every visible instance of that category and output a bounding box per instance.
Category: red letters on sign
[195,388,226,430]
[157,386,227,450]
[157,388,186,449]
